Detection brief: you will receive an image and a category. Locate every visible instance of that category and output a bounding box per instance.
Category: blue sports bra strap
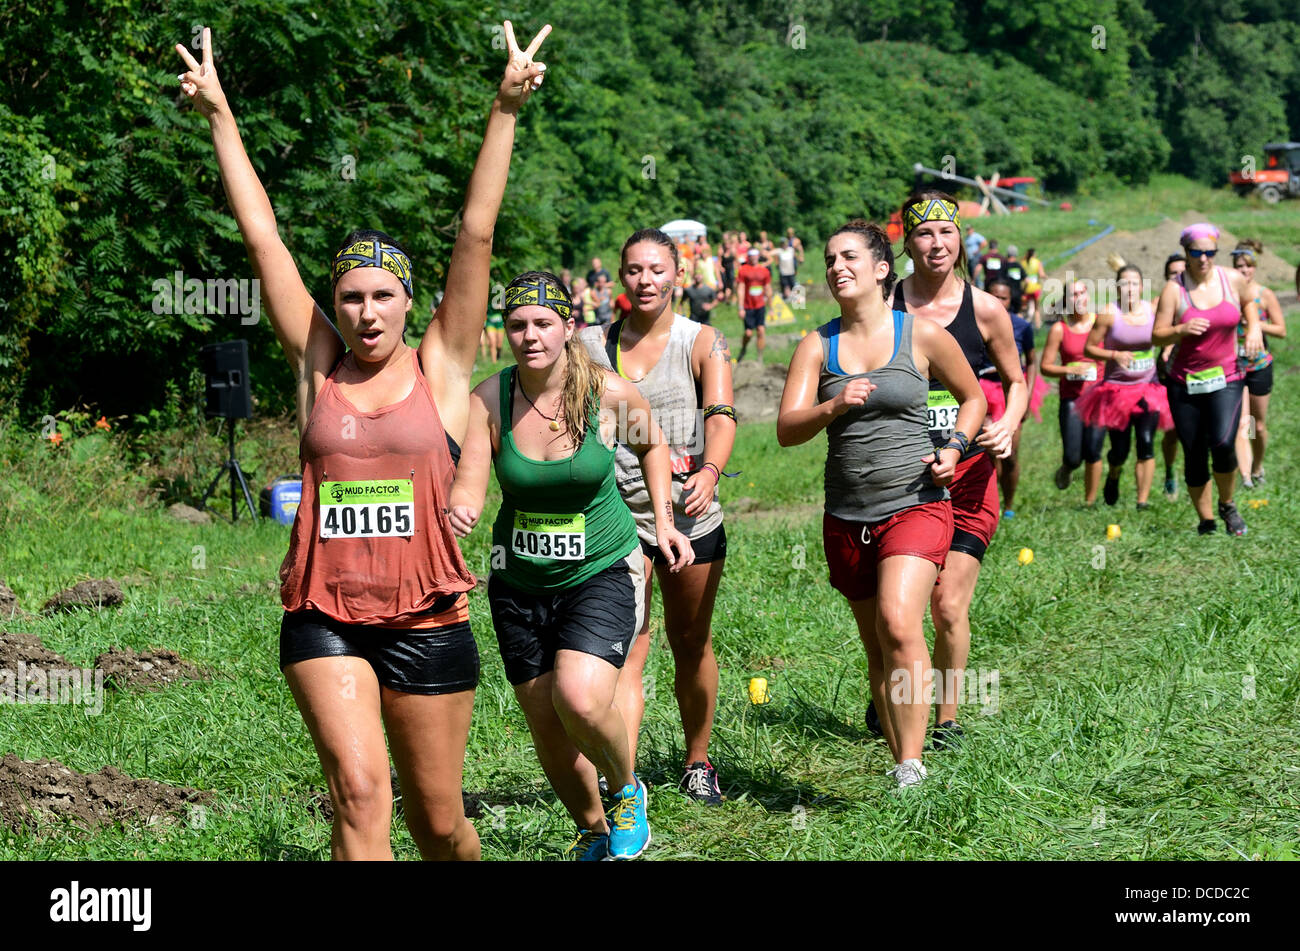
[827,317,843,376]
[891,309,903,363]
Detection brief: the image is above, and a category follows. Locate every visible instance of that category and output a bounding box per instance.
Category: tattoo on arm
[709,330,731,359]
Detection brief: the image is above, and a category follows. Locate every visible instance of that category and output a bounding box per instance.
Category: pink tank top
[1170,268,1242,385]
[1103,302,1157,385]
[279,349,475,626]
[1058,318,1100,401]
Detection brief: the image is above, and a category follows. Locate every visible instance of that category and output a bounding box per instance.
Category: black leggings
[1167,379,1244,488]
[1107,410,1160,467]
[1059,397,1105,468]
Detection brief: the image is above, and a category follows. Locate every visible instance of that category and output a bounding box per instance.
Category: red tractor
[1230,142,1300,204]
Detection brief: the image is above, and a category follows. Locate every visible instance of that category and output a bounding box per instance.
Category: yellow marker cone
[1017,548,1034,565]
[1107,524,1121,540]
[748,677,770,705]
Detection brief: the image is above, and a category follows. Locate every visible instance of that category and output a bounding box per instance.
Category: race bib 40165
[319,480,414,538]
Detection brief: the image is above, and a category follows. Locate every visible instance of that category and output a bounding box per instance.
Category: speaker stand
[199,420,259,522]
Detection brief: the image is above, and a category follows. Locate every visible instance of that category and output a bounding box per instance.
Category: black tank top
[892,281,987,380]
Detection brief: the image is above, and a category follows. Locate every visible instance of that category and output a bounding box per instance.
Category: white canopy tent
[660,218,710,243]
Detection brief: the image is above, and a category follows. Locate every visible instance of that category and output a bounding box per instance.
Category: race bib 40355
[512,511,586,561]
[319,480,414,538]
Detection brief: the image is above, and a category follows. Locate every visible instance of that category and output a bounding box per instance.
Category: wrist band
[701,462,721,483]
[948,430,970,455]
[703,404,737,423]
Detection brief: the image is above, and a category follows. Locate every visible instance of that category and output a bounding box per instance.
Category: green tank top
[490,367,638,593]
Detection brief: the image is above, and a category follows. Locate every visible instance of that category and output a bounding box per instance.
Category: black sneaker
[930,720,965,751]
[1197,518,1217,535]
[1054,465,1072,491]
[865,699,884,737]
[680,761,723,805]
[1103,475,1120,506]
[1219,502,1247,536]
[1136,502,1151,511]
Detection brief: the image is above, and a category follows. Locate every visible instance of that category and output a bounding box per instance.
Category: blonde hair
[560,335,605,450]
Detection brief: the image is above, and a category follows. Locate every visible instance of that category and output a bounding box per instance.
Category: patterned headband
[503,278,572,321]
[903,199,960,239]
[331,239,413,296]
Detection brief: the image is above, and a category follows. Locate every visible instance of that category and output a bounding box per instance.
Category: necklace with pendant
[517,376,562,431]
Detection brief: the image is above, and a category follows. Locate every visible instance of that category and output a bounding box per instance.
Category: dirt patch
[167,503,212,524]
[1048,213,1296,292]
[733,361,791,423]
[42,579,124,615]
[0,581,34,623]
[0,631,68,671]
[94,648,205,690]
[0,753,210,834]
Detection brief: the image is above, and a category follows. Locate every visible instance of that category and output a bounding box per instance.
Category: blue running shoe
[567,828,609,862]
[606,778,650,860]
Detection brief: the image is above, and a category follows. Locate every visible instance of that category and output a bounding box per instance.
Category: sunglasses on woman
[1186,248,1217,259]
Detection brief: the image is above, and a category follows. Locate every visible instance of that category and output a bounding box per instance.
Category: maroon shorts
[823,501,954,602]
[949,452,1000,557]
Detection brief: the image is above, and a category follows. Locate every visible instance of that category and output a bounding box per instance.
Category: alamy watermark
[151,270,261,325]
[1,664,104,715]
[889,663,999,714]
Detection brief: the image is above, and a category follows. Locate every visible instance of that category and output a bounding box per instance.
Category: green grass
[2,199,1298,860]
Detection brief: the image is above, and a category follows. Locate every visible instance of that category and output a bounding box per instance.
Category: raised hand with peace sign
[497,20,551,113]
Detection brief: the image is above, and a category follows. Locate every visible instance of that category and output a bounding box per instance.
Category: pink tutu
[1074,381,1173,431]
[979,374,1048,424]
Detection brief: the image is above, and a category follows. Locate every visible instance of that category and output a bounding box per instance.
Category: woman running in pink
[1077,264,1172,509]
[1040,281,1105,504]
[1152,224,1261,535]
[1229,240,1286,486]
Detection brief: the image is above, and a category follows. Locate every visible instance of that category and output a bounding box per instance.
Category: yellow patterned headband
[903,199,960,239]
[503,277,572,321]
[331,239,413,296]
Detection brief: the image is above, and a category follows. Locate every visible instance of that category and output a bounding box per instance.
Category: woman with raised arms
[176,22,550,859]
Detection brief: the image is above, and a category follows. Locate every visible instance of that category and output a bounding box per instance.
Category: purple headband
[1179,223,1220,246]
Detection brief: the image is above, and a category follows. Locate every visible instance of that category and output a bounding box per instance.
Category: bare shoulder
[471,371,504,418]
[970,284,1008,322]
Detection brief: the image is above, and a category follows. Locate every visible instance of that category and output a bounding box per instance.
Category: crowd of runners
[176,23,1290,861]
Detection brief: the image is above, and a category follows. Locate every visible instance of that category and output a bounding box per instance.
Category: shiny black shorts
[279,609,479,695]
[640,521,728,567]
[487,551,645,686]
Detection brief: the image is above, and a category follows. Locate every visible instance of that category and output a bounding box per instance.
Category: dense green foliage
[2,0,1294,419]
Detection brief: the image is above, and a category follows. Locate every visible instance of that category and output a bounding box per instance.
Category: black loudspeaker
[201,340,252,419]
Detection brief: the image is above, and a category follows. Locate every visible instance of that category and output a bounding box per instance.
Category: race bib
[1066,362,1097,382]
[319,480,414,538]
[927,389,959,435]
[1129,348,1155,372]
[1186,366,1226,395]
[748,285,764,297]
[512,511,585,562]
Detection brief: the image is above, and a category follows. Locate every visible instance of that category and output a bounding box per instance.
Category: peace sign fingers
[497,21,552,110]
[173,27,229,119]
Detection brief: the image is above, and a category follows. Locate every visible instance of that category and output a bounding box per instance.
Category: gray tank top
[579,315,724,543]
[818,311,949,523]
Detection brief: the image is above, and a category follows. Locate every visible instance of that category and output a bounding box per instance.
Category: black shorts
[1244,362,1274,396]
[487,550,646,686]
[640,521,728,567]
[279,608,479,695]
[743,306,767,330]
[780,274,796,295]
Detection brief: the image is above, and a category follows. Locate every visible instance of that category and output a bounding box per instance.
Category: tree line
[2,0,1294,419]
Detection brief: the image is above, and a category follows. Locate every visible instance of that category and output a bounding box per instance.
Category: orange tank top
[279,349,475,628]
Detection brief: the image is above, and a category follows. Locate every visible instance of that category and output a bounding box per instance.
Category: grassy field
[2,178,1297,861]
